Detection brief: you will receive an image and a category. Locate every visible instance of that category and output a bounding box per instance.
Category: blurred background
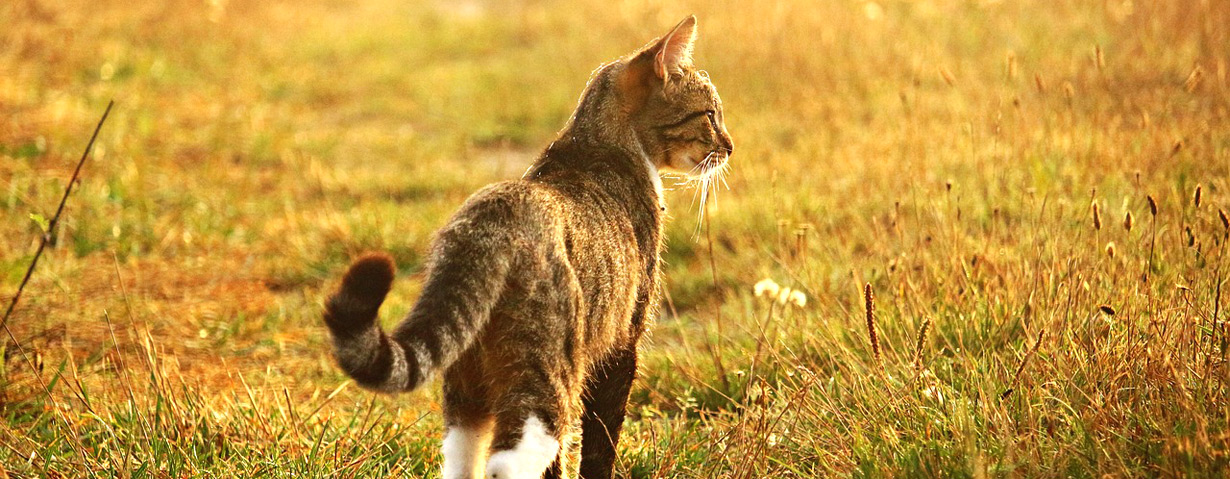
[2,0,1228,477]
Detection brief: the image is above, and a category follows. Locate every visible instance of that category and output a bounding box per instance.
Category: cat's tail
[322,245,509,393]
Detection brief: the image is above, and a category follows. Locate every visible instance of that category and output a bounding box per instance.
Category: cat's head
[617,16,733,177]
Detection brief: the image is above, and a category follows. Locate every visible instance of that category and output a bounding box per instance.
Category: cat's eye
[705,110,717,128]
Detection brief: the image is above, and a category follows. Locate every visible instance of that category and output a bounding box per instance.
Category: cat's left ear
[653,15,697,82]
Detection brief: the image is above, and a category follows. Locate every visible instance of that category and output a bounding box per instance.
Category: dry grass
[3,0,1229,477]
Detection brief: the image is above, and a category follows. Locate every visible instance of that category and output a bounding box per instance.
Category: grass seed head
[1193,185,1202,208]
[1106,241,1116,258]
[1147,195,1158,216]
[1092,202,1102,230]
[913,317,932,372]
[1219,208,1230,231]
[863,283,882,366]
[1124,211,1134,231]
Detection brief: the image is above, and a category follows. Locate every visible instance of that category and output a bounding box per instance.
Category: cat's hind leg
[482,327,581,478]
[442,349,494,479]
[577,346,637,479]
[486,413,563,479]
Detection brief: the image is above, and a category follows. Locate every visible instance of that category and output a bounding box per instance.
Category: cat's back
[438,174,641,293]
[433,180,564,250]
[442,170,639,243]
[432,178,605,257]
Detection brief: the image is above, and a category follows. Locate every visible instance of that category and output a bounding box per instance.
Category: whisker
[686,153,712,180]
[687,173,702,215]
[717,160,730,190]
[680,150,732,240]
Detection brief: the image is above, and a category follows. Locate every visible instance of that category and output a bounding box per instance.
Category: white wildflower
[754,278,780,298]
[776,287,793,305]
[788,290,807,307]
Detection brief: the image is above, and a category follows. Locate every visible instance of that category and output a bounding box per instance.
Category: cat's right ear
[620,16,698,109]
[652,16,697,82]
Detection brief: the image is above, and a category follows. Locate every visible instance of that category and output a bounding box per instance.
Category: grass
[2,0,1229,477]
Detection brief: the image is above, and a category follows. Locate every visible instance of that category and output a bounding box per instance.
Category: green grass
[2,0,1229,477]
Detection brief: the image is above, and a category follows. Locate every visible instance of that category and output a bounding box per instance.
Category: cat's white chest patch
[642,154,665,207]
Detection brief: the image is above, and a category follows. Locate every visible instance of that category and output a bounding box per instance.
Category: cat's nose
[720,133,734,155]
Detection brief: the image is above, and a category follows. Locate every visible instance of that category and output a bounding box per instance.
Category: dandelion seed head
[789,290,807,308]
[777,287,794,305]
[754,278,780,298]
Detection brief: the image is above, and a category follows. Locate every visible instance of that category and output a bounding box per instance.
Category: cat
[322,15,732,479]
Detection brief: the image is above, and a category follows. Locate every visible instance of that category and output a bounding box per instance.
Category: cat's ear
[619,16,697,109]
[652,15,697,82]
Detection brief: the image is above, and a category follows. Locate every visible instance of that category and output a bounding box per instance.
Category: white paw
[442,423,492,479]
[486,416,559,479]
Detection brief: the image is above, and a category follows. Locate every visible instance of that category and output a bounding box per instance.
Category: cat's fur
[323,16,732,479]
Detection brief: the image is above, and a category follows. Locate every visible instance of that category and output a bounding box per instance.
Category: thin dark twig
[1,100,114,330]
[0,99,112,473]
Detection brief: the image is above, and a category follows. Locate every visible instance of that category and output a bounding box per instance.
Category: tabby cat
[322,16,732,479]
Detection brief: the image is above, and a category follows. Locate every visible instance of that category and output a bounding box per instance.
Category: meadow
[2,0,1228,477]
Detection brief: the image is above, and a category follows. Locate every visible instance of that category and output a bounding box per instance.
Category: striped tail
[323,248,508,393]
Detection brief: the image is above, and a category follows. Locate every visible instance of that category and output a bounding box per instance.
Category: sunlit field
[3,0,1228,477]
